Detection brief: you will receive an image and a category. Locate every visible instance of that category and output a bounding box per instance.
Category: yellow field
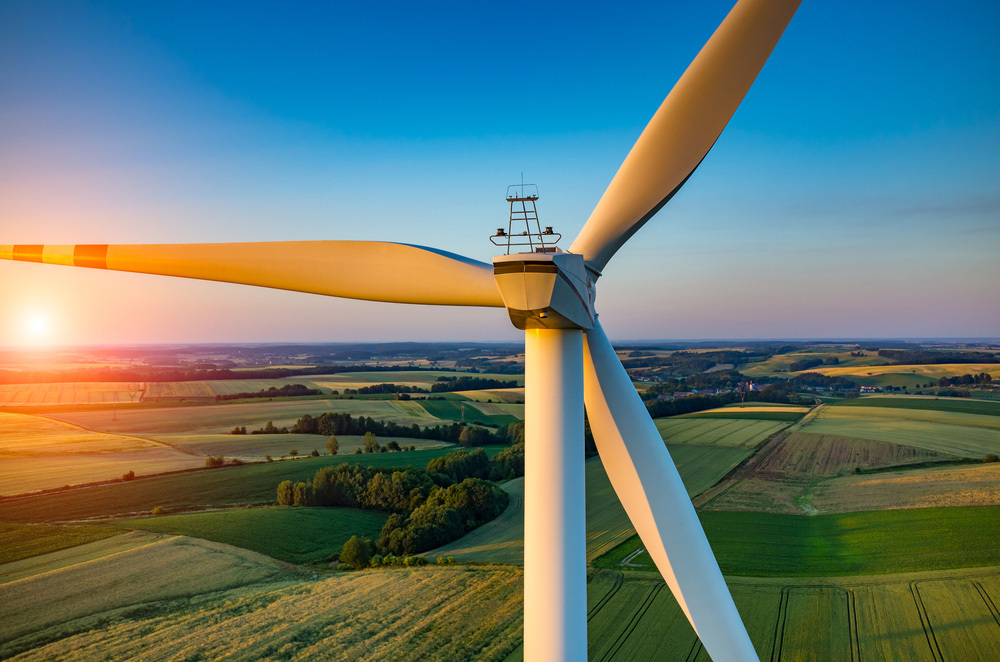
[144,381,215,399]
[0,412,154,456]
[804,363,998,378]
[0,533,295,654]
[468,401,525,419]
[813,463,1000,513]
[5,563,522,662]
[713,405,811,413]
[0,412,205,495]
[0,382,143,406]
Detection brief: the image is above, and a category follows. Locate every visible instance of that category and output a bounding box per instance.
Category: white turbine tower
[1,0,801,659]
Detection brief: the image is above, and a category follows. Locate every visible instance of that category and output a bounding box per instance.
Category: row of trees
[289,412,519,447]
[216,383,321,401]
[429,376,519,392]
[937,373,993,386]
[877,349,998,365]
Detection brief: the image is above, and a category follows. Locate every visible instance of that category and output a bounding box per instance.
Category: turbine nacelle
[492,251,596,330]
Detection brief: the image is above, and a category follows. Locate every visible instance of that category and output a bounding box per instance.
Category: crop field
[0,412,206,496]
[602,505,1000,577]
[495,568,1000,661]
[702,431,950,514]
[796,405,1000,457]
[453,388,525,403]
[655,417,788,447]
[417,399,520,426]
[468,401,525,420]
[0,446,479,523]
[0,382,143,406]
[6,564,524,662]
[123,506,389,564]
[158,433,447,458]
[45,398,440,438]
[0,532,296,658]
[0,522,122,565]
[144,381,216,400]
[808,362,998,380]
[812,462,1000,513]
[830,395,1000,417]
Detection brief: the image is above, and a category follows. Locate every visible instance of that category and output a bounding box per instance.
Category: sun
[20,311,54,346]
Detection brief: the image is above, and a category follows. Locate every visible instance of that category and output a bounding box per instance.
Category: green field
[680,409,806,422]
[123,506,388,564]
[0,522,122,565]
[0,446,486,523]
[417,399,520,427]
[830,396,1000,417]
[655,417,788,447]
[796,405,1000,457]
[598,505,1000,576]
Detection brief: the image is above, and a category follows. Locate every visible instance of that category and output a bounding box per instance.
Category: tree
[293,481,310,506]
[326,435,339,455]
[289,449,299,457]
[277,480,294,506]
[363,431,379,454]
[310,449,320,457]
[340,535,374,569]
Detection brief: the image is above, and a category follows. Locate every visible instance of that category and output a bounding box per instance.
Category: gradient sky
[1,0,998,347]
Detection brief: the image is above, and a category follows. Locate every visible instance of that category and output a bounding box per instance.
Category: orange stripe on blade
[73,244,109,269]
[12,245,44,262]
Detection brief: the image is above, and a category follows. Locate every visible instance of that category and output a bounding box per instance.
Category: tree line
[877,349,998,365]
[216,383,321,401]
[288,412,522,447]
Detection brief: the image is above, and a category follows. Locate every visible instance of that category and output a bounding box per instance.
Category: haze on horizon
[1,0,998,348]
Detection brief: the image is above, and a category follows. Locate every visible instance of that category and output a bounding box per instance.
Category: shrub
[152,506,164,516]
[436,556,456,565]
[205,456,225,468]
[289,449,299,457]
[310,449,320,457]
[122,470,135,481]
[340,536,375,569]
[985,454,999,463]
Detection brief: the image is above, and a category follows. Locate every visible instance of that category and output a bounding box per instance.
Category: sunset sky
[1,0,998,347]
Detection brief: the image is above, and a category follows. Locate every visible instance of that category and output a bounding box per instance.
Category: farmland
[122,506,389,564]
[655,417,789,447]
[795,405,1000,457]
[600,505,1000,577]
[3,563,523,662]
[0,382,143,407]
[0,412,205,495]
[0,446,480,523]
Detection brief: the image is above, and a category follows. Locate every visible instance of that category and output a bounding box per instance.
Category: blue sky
[1,0,998,346]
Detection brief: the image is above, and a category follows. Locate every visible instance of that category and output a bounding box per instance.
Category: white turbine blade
[570,0,801,274]
[0,241,503,307]
[582,321,758,661]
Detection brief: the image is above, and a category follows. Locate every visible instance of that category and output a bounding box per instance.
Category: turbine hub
[493,251,596,330]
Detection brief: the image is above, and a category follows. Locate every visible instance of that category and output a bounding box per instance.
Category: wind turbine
[1,0,801,659]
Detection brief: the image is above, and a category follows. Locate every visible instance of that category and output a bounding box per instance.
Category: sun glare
[20,311,54,346]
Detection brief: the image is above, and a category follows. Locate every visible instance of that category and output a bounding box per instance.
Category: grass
[0,533,294,656]
[829,395,1000,417]
[122,506,388,564]
[795,405,1000,457]
[0,522,122,565]
[655,417,789,447]
[596,505,1000,576]
[417,399,519,427]
[0,446,488,523]
[5,565,524,662]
